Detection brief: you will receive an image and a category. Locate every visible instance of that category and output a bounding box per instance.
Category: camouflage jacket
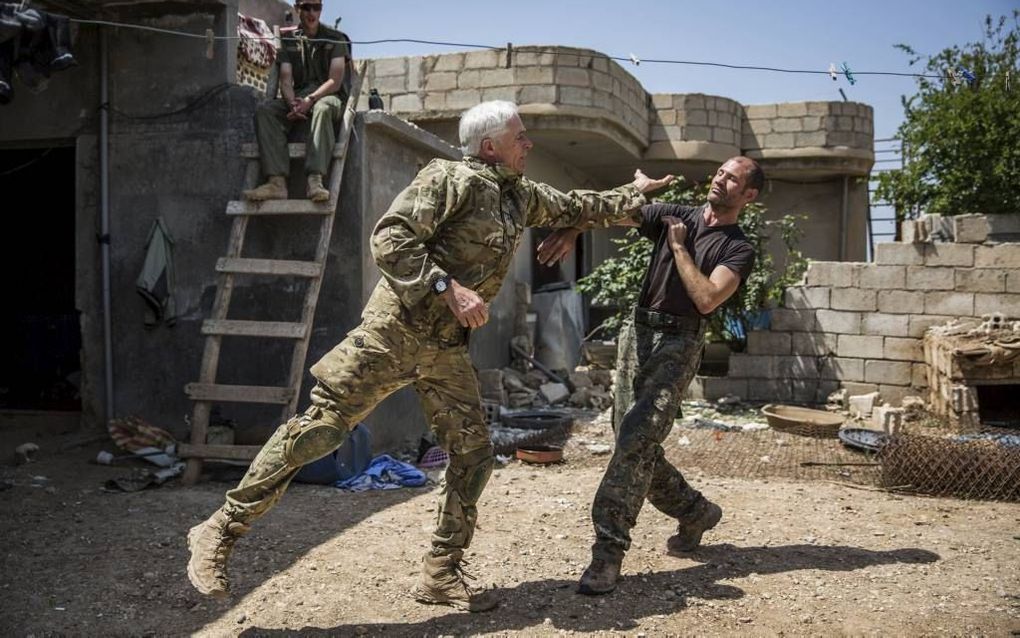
[366,157,645,345]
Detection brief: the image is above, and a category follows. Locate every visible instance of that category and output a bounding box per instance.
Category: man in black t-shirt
[538,156,763,595]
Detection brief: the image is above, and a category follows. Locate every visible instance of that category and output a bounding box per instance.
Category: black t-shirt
[637,203,755,318]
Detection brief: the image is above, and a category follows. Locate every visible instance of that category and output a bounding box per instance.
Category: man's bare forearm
[670,243,716,312]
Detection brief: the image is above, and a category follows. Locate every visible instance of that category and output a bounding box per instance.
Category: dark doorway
[0,145,80,411]
[976,384,1020,428]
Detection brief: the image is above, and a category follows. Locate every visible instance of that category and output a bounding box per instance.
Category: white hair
[458,100,519,156]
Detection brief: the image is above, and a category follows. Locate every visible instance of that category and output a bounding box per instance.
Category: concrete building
[0,4,874,454]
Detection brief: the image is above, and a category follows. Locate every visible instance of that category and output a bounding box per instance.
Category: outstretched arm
[536,169,669,265]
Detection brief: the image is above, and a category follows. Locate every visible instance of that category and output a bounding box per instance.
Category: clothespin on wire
[828,63,838,81]
[959,67,976,87]
[840,62,856,86]
[947,68,960,86]
[629,53,640,66]
[205,28,214,60]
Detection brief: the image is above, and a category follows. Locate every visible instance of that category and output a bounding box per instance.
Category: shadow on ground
[242,543,939,636]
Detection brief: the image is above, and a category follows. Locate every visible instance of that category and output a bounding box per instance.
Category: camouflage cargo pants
[592,308,706,559]
[222,314,493,557]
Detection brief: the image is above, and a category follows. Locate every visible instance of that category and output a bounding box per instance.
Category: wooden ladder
[180,63,365,484]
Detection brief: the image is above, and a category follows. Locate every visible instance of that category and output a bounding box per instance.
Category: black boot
[577,550,623,595]
[667,498,723,553]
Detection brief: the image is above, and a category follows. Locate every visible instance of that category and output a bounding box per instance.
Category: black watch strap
[432,275,452,295]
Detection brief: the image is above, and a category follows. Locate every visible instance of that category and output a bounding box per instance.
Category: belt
[634,307,703,331]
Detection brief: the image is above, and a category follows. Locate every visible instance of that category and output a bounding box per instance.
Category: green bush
[576,177,807,343]
[874,12,1020,218]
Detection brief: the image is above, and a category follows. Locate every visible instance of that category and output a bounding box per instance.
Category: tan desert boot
[413,552,498,612]
[306,174,329,203]
[242,175,287,201]
[577,553,622,595]
[666,498,723,553]
[186,508,250,598]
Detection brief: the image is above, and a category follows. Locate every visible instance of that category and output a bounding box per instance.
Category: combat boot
[413,552,498,612]
[577,552,623,595]
[666,498,723,553]
[306,173,329,202]
[243,175,287,201]
[186,507,250,598]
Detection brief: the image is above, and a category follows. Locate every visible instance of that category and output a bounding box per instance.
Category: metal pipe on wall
[100,28,114,422]
[840,175,849,261]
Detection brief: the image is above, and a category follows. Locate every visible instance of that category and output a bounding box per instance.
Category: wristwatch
[431,274,452,295]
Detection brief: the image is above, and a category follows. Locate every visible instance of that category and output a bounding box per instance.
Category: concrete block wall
[650,93,743,148]
[705,214,1020,406]
[742,101,873,151]
[362,46,651,145]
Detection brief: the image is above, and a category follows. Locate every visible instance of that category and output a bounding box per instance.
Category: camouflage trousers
[591,308,706,559]
[222,314,494,557]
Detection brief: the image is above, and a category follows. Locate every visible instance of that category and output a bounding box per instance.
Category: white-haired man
[186,100,673,612]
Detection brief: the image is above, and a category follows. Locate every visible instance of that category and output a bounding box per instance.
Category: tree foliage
[875,12,1020,217]
[576,177,807,343]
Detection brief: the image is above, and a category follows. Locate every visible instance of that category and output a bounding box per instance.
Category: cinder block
[858,265,906,290]
[773,117,803,133]
[1007,273,1020,294]
[837,335,884,359]
[519,85,557,104]
[792,332,838,356]
[975,293,1020,317]
[831,288,878,311]
[554,67,590,87]
[770,308,817,332]
[819,356,865,381]
[560,86,594,106]
[900,220,929,244]
[700,377,748,401]
[748,379,793,402]
[464,50,500,69]
[877,290,925,314]
[746,331,792,355]
[875,243,924,266]
[432,53,464,72]
[955,268,1006,293]
[477,68,515,88]
[390,93,423,111]
[906,266,954,290]
[908,314,955,338]
[865,360,913,385]
[953,214,990,243]
[815,309,861,334]
[877,384,923,407]
[727,354,774,378]
[924,243,975,267]
[974,244,1020,269]
[776,102,808,117]
[783,286,830,310]
[651,93,674,109]
[848,391,880,417]
[862,313,910,337]
[871,405,905,433]
[884,337,924,362]
[776,355,819,379]
[925,291,975,316]
[445,89,482,109]
[482,86,517,102]
[987,213,1020,237]
[842,382,880,397]
[805,261,857,287]
[745,104,776,118]
[373,57,407,77]
[425,72,458,91]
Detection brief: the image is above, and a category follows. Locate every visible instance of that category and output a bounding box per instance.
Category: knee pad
[447,445,494,505]
[283,412,348,466]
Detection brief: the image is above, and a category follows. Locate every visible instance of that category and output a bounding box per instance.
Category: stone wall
[699,213,1020,407]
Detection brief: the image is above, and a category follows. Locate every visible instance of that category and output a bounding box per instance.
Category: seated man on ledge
[244,0,352,203]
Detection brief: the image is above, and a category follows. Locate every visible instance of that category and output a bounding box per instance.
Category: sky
[323,0,1013,248]
[328,0,1015,142]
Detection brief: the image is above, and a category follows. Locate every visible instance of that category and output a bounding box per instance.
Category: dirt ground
[1,410,1018,637]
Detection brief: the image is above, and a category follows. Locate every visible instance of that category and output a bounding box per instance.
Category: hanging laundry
[237,13,277,69]
[0,3,77,105]
[136,217,177,327]
[840,61,856,86]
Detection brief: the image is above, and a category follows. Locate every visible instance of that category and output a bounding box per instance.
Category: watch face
[434,278,448,294]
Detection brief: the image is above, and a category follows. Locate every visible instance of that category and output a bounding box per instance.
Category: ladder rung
[202,320,307,339]
[240,142,348,159]
[178,443,262,461]
[226,199,333,216]
[185,383,295,404]
[216,257,323,278]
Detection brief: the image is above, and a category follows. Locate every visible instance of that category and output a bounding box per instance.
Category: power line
[67,18,948,80]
